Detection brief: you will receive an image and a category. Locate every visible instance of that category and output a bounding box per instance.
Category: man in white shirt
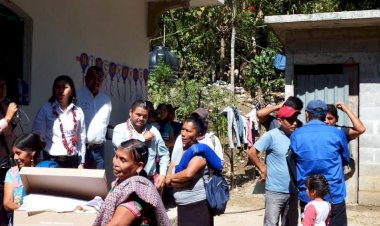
[112,100,170,192]
[77,66,112,169]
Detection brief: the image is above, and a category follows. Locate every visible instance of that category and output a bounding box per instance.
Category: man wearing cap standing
[289,99,350,226]
[248,106,299,226]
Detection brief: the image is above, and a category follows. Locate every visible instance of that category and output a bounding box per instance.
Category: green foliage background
[148,0,380,140]
[148,62,236,138]
[150,0,380,97]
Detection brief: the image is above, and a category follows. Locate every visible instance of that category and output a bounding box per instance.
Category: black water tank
[149,46,179,75]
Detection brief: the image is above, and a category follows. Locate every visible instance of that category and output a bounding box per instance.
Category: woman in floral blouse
[93,139,170,226]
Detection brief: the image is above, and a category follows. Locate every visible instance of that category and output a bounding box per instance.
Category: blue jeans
[85,143,104,169]
[264,190,298,226]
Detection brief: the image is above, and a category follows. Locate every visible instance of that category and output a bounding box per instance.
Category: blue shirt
[174,143,222,173]
[4,167,25,206]
[254,128,295,193]
[290,120,350,204]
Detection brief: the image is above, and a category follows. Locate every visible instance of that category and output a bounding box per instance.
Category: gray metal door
[294,64,359,204]
[295,65,349,125]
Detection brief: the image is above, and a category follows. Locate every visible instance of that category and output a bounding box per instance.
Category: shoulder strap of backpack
[210,134,216,149]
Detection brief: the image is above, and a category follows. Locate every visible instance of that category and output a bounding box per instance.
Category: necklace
[126,119,147,139]
[52,105,78,155]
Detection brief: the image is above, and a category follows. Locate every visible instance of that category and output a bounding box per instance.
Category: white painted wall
[11,0,149,131]
[5,0,150,183]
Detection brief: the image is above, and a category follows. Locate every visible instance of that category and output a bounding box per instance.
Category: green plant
[202,84,236,139]
[147,60,175,106]
[170,77,206,120]
[244,49,284,101]
[148,70,236,142]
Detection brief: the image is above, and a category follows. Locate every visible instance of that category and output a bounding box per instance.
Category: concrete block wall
[284,27,380,205]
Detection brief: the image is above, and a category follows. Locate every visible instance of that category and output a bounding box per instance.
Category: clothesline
[220,105,258,149]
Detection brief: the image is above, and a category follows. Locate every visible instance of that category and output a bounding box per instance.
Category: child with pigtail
[303,174,332,226]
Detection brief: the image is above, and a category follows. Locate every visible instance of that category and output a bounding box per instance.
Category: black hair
[157,103,167,111]
[130,100,149,112]
[86,66,104,77]
[284,96,304,111]
[118,139,149,167]
[144,100,154,112]
[327,104,339,121]
[14,133,45,153]
[307,109,327,121]
[14,133,45,164]
[190,112,209,131]
[183,116,206,136]
[306,174,330,200]
[166,104,175,114]
[48,75,77,104]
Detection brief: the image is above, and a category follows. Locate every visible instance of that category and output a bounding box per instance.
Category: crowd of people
[249,97,365,226]
[0,65,366,226]
[0,65,224,226]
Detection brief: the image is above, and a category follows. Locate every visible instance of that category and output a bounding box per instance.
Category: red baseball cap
[277,106,300,119]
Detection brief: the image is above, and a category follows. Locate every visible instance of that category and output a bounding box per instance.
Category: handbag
[202,170,230,216]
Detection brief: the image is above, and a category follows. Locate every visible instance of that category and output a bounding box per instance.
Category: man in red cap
[248,105,300,226]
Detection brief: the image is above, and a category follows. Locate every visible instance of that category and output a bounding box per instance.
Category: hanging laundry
[246,108,259,148]
[241,114,248,145]
[220,106,248,149]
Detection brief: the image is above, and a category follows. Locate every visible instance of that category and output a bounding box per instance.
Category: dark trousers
[300,200,347,226]
[177,200,214,226]
[43,152,79,168]
[84,143,104,169]
[329,201,347,226]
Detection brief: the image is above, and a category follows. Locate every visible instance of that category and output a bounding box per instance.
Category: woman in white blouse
[32,75,86,168]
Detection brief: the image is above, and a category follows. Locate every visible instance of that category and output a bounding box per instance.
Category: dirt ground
[213,149,380,226]
[213,180,380,226]
[167,152,380,226]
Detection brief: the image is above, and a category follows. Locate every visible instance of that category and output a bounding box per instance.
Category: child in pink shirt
[303,174,331,226]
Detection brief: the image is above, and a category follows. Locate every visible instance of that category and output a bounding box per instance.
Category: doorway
[0,2,32,105]
[294,63,360,204]
[0,4,24,100]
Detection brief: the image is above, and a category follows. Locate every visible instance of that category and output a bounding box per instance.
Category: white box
[14,167,108,226]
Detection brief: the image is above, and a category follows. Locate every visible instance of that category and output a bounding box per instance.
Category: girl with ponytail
[303,174,332,226]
